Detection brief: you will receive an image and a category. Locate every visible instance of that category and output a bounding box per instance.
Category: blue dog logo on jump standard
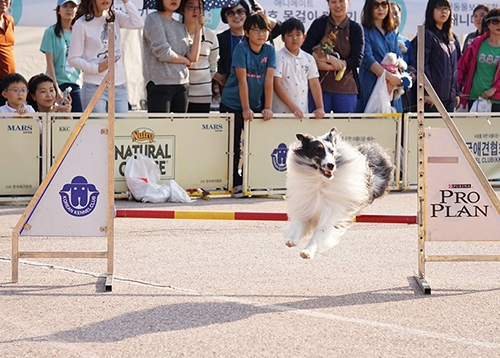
[59,176,100,217]
[271,143,288,172]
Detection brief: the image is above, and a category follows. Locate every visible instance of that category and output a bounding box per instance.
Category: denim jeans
[308,91,357,113]
[82,82,129,113]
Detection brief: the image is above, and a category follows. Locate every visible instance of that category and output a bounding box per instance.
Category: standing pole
[416,25,430,293]
[106,22,116,291]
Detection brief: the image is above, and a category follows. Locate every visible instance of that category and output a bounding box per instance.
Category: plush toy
[381,52,412,100]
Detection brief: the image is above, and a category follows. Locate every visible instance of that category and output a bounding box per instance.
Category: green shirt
[40,25,81,86]
[471,40,500,103]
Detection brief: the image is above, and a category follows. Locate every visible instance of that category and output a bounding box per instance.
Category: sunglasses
[373,1,389,9]
[488,18,500,25]
[226,8,247,18]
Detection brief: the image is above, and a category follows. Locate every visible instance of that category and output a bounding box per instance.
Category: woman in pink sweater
[458,8,500,111]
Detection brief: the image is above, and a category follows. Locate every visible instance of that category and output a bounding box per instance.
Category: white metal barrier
[0,114,43,196]
[2,112,406,198]
[243,113,402,196]
[49,113,232,194]
[405,113,500,188]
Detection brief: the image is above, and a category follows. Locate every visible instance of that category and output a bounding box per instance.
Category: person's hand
[313,107,325,119]
[17,105,28,115]
[252,1,263,12]
[213,73,226,86]
[291,106,303,119]
[481,87,497,99]
[326,56,346,71]
[54,103,72,113]
[98,58,109,73]
[243,108,254,121]
[424,95,434,107]
[385,71,402,88]
[455,96,460,109]
[262,108,273,121]
[55,94,72,112]
[198,15,206,27]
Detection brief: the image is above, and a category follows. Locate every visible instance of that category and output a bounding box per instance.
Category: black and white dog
[284,128,394,259]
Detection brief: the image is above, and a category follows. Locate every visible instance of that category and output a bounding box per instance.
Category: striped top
[188,27,219,104]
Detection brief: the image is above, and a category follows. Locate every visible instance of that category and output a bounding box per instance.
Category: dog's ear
[324,128,338,144]
[296,133,313,145]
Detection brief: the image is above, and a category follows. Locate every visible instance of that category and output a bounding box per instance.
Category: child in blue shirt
[220,12,276,197]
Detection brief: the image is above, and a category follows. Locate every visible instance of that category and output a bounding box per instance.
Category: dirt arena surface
[1,191,499,357]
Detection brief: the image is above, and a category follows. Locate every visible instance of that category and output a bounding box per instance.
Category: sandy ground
[1,191,500,357]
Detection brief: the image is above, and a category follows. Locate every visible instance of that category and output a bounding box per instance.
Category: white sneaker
[232,185,244,198]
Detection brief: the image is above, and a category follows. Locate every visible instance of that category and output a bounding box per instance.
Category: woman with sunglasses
[214,0,280,93]
[458,8,500,111]
[179,0,219,113]
[411,0,461,112]
[301,0,364,113]
[356,0,403,113]
[142,0,203,113]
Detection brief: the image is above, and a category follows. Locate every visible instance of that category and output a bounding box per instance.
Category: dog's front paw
[300,250,314,259]
[285,240,298,247]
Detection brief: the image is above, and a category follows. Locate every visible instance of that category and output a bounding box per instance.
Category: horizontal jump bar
[115,209,417,224]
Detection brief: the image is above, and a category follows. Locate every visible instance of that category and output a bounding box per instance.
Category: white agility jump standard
[11,24,117,291]
[415,25,500,295]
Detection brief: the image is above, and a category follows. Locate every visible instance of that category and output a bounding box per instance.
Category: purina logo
[131,128,155,143]
[271,143,288,172]
[7,124,33,134]
[59,176,100,217]
[202,123,223,132]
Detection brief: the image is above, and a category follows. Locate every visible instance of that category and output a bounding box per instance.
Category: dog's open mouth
[320,167,334,179]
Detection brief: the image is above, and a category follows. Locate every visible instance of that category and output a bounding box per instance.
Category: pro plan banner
[425,128,500,242]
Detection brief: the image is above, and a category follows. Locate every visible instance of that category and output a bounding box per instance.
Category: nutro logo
[131,128,155,143]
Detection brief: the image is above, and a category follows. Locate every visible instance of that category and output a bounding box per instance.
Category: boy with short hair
[0,73,35,114]
[273,17,324,119]
[220,12,276,197]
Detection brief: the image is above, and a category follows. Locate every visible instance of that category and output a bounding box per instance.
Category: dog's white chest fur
[283,128,394,259]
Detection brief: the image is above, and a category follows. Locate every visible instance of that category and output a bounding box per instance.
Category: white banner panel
[21,124,108,237]
[406,114,500,187]
[51,114,230,192]
[245,116,400,195]
[11,0,490,35]
[0,117,40,196]
[425,127,500,241]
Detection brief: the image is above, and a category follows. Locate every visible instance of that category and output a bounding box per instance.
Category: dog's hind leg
[283,220,306,247]
[300,222,349,259]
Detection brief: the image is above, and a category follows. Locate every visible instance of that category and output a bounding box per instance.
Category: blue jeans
[82,82,129,113]
[308,91,357,113]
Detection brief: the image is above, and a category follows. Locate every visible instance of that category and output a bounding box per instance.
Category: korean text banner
[11,0,493,35]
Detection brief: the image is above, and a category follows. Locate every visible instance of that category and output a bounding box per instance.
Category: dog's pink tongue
[325,170,333,178]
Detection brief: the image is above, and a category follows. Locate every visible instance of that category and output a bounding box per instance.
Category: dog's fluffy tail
[357,143,395,201]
